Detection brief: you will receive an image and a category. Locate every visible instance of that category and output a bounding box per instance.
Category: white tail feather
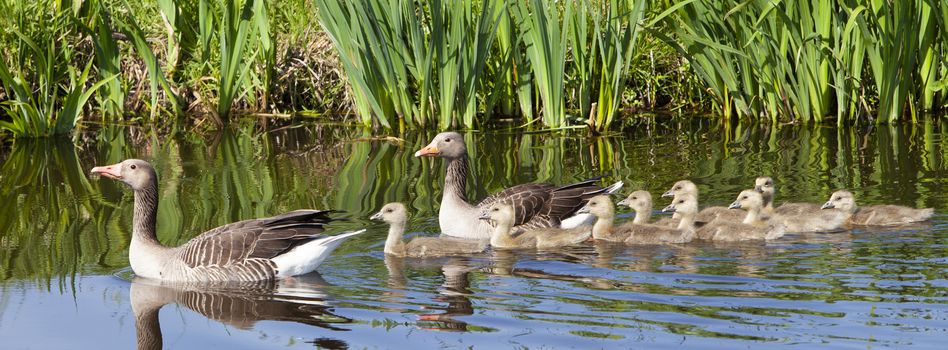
[272,229,365,277]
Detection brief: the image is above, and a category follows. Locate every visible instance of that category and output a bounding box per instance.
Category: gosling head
[662,195,698,215]
[662,180,698,198]
[617,190,652,213]
[414,132,466,159]
[371,202,408,224]
[478,203,516,227]
[754,176,774,196]
[90,159,157,191]
[821,190,857,212]
[577,195,615,219]
[728,189,764,210]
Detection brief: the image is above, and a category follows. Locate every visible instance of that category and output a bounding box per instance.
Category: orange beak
[414,145,440,157]
[91,163,123,180]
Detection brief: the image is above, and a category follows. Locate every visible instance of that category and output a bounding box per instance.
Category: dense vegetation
[0,0,946,138]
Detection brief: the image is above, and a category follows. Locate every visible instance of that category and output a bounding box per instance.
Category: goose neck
[632,208,650,224]
[443,156,469,203]
[677,212,696,231]
[133,183,162,247]
[742,206,762,224]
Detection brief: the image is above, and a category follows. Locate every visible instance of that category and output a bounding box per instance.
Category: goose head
[617,190,652,213]
[371,202,408,225]
[729,189,764,210]
[415,132,466,159]
[478,203,516,227]
[662,195,698,216]
[91,159,156,191]
[821,190,856,212]
[662,180,697,198]
[577,195,615,219]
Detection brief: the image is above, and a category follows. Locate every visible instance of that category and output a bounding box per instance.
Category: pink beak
[91,163,123,180]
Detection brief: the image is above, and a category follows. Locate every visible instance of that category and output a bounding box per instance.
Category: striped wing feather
[178,210,334,269]
[477,178,607,230]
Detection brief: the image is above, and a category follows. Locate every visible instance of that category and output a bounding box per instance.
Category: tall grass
[663,0,947,123]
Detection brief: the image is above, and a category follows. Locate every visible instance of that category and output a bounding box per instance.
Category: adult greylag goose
[662,180,744,223]
[696,190,785,241]
[371,202,487,257]
[478,203,591,249]
[755,176,822,215]
[416,132,623,239]
[91,159,364,282]
[821,190,934,226]
[755,176,848,232]
[582,195,696,244]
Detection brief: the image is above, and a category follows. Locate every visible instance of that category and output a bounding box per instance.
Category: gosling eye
[385,208,393,213]
[742,196,748,200]
[445,138,451,143]
[632,196,637,200]
[677,199,684,204]
[492,208,498,212]
[130,164,137,170]
[675,186,681,190]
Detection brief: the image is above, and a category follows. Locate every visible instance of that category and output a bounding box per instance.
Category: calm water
[1,118,946,349]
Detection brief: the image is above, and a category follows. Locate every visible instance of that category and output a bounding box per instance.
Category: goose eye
[445,138,451,142]
[742,196,748,200]
[385,209,393,213]
[492,208,498,212]
[678,200,684,203]
[632,196,637,200]
[590,202,597,206]
[130,164,137,170]
[675,186,681,190]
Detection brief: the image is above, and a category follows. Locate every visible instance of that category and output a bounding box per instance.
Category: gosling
[479,204,591,250]
[373,203,487,257]
[589,194,696,244]
[756,177,848,232]
[821,190,934,226]
[663,180,745,224]
[697,190,786,241]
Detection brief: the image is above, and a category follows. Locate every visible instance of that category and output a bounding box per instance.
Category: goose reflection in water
[130,274,352,350]
[383,256,482,332]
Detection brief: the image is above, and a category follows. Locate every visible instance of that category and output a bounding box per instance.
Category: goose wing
[177,210,335,269]
[477,178,610,229]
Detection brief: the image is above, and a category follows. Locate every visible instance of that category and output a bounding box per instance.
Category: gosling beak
[728,201,742,209]
[370,212,383,221]
[477,211,491,221]
[414,143,440,157]
[661,203,676,213]
[661,190,674,198]
[754,185,763,192]
[617,198,630,207]
[820,202,835,210]
[90,163,122,180]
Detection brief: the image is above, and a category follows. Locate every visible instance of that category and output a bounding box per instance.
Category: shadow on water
[0,118,947,348]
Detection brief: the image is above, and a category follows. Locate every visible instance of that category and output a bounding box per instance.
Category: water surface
[1,118,946,349]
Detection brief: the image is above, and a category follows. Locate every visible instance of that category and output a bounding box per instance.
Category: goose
[696,190,785,241]
[582,195,696,244]
[478,203,591,249]
[371,202,487,257]
[755,176,822,215]
[755,176,848,232]
[616,190,654,225]
[662,180,744,223]
[91,159,364,282]
[821,190,934,226]
[415,132,622,240]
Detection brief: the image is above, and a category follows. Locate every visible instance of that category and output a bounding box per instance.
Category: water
[1,118,947,349]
